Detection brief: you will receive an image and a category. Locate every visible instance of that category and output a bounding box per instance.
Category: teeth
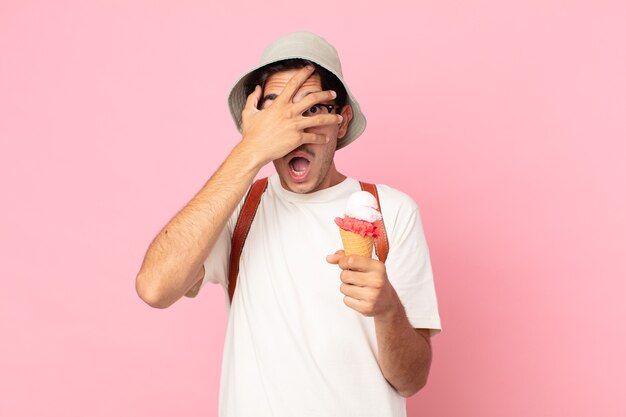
[290,166,305,176]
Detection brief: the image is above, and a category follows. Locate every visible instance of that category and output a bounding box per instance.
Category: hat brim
[227,55,366,151]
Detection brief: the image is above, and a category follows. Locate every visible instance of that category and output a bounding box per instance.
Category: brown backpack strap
[227,177,268,303]
[359,182,389,263]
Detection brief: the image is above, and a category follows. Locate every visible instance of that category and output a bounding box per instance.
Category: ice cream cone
[339,228,374,258]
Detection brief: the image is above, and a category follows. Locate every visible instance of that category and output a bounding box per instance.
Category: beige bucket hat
[227,31,367,150]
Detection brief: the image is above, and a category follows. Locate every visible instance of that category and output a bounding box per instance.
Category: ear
[337,104,353,140]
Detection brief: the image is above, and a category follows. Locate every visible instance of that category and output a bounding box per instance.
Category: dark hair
[243,59,348,109]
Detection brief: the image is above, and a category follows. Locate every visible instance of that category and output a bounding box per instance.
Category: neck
[313,163,346,192]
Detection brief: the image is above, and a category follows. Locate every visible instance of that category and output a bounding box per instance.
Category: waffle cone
[339,228,374,258]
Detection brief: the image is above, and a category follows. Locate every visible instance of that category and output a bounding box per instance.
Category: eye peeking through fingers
[258,95,277,110]
[303,104,337,117]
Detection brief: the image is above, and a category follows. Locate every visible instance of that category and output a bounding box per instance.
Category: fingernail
[306,64,315,71]
[337,115,343,123]
[330,91,337,98]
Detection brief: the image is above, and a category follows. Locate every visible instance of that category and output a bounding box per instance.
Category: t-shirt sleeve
[383,193,442,337]
[199,189,247,291]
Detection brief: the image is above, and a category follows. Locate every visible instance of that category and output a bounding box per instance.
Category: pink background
[1,1,625,416]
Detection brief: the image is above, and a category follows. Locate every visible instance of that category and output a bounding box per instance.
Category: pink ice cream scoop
[335,191,381,251]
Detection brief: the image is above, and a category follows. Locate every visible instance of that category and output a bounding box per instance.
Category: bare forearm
[374,302,432,397]
[135,143,261,308]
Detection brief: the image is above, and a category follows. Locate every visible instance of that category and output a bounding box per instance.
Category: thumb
[326,250,345,264]
[244,85,261,112]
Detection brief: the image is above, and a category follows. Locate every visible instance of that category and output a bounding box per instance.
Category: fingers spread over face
[243,85,261,113]
[296,114,343,130]
[274,66,316,104]
[292,90,337,114]
[246,85,261,108]
[301,132,328,145]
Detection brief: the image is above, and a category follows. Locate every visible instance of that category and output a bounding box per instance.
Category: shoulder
[372,183,420,216]
[366,182,425,244]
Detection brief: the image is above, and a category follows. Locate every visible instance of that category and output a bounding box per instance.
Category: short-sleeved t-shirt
[201,174,441,417]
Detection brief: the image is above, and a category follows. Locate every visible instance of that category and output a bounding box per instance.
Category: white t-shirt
[201,174,441,417]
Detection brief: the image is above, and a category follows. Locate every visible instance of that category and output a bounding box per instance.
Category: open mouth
[287,154,312,182]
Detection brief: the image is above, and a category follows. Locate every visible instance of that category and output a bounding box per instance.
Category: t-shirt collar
[269,173,358,203]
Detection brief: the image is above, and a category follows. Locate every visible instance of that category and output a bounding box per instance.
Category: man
[136,32,441,416]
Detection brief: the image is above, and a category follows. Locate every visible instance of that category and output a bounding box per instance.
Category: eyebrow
[261,93,278,102]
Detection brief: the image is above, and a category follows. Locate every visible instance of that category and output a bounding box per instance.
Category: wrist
[375,294,405,324]
[233,141,266,173]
